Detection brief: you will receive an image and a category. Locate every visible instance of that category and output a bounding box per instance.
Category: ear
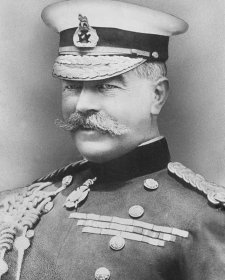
[150,77,170,115]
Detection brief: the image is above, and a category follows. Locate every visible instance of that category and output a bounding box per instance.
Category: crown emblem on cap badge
[73,14,99,48]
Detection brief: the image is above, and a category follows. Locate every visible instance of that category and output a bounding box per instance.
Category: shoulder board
[168,162,225,208]
[32,159,88,184]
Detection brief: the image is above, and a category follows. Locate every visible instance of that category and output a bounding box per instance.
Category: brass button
[152,51,159,58]
[95,267,110,280]
[144,178,159,190]
[128,205,144,218]
[109,235,125,251]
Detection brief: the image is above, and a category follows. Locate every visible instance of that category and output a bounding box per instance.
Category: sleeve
[180,206,225,280]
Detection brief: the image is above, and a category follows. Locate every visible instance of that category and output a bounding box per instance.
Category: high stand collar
[87,137,170,183]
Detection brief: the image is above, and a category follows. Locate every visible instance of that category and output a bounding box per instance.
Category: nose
[75,85,100,113]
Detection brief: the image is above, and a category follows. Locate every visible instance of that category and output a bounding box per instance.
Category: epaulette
[168,162,225,208]
[0,159,88,279]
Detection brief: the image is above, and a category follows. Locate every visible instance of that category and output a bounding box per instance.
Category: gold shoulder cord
[0,175,73,280]
[168,162,225,207]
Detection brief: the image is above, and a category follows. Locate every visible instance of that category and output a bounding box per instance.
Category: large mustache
[55,111,129,136]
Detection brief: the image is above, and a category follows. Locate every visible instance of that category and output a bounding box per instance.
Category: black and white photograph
[0,0,225,279]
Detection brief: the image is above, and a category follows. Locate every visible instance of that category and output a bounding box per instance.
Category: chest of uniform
[23,214,181,280]
[19,180,186,280]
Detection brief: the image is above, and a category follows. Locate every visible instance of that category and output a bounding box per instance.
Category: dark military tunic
[1,138,225,280]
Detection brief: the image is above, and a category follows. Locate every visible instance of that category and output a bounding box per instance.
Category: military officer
[1,0,225,279]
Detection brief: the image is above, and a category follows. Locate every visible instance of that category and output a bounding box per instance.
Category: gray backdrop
[1,0,225,191]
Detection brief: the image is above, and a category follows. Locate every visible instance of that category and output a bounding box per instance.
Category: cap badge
[73,14,99,48]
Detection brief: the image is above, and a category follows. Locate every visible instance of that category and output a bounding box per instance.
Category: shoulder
[146,160,225,227]
[166,162,225,278]
[0,158,89,234]
[32,159,88,184]
[167,161,225,209]
[0,187,22,203]
[0,159,88,205]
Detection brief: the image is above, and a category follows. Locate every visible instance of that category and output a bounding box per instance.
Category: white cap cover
[42,0,188,80]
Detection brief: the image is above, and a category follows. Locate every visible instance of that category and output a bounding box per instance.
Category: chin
[75,140,118,163]
[72,130,131,163]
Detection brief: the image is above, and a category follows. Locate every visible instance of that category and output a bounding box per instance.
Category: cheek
[109,93,151,127]
[61,95,77,118]
[130,89,153,120]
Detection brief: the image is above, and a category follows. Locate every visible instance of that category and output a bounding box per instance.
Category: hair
[132,61,167,81]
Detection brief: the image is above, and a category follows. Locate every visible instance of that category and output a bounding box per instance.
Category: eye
[97,84,119,91]
[64,83,83,91]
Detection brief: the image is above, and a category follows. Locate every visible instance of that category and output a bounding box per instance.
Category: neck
[140,115,160,145]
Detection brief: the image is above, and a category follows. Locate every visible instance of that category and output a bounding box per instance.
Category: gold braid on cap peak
[53,55,145,81]
[168,162,225,208]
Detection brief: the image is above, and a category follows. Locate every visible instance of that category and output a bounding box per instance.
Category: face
[61,70,158,162]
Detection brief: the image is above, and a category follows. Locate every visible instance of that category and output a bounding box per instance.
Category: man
[1,0,225,279]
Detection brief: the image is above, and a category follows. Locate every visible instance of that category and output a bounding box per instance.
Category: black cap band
[60,27,169,61]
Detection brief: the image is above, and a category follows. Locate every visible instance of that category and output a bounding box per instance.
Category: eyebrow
[103,75,127,87]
